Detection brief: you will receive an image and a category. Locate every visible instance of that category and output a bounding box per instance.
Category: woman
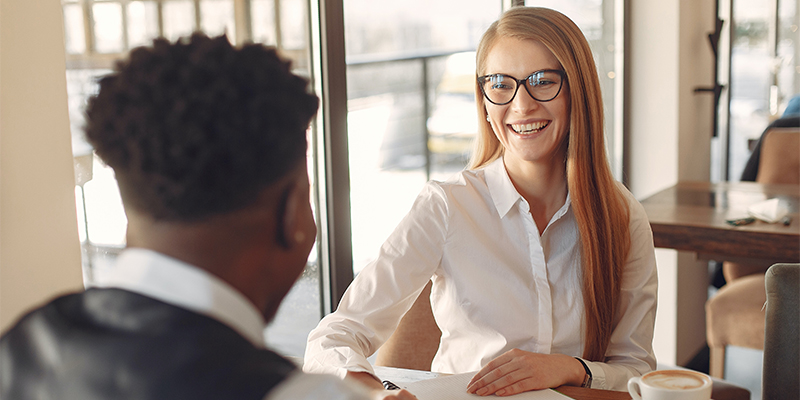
[304,7,657,396]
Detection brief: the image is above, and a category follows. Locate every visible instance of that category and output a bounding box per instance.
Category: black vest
[0,288,296,400]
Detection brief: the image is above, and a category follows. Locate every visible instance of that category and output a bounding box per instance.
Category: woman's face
[482,37,570,169]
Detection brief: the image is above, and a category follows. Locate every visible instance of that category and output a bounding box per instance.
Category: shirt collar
[483,156,572,221]
[484,157,523,218]
[92,248,267,348]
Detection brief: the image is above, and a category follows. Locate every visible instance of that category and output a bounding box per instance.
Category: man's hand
[465,349,585,396]
[345,371,418,400]
[370,388,417,400]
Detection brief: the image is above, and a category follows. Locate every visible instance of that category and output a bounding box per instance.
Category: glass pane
[728,0,772,181]
[200,0,235,41]
[93,2,124,53]
[251,0,277,46]
[127,1,159,49]
[344,0,500,275]
[63,4,86,54]
[162,0,195,41]
[66,69,127,282]
[777,0,799,114]
[279,0,307,50]
[525,0,622,178]
[265,130,320,357]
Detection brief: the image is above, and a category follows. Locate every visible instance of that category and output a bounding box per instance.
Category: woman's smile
[509,120,550,135]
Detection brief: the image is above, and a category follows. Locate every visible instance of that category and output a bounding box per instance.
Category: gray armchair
[762,263,800,400]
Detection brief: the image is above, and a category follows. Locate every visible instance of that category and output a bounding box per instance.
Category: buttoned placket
[518,198,554,354]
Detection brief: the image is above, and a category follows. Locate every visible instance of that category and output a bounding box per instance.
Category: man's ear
[276,182,300,250]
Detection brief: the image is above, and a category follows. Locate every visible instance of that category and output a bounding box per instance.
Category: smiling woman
[304,6,657,396]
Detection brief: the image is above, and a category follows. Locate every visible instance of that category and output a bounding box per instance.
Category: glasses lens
[525,70,563,102]
[481,74,518,105]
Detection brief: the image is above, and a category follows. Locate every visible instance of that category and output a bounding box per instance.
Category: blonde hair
[470,7,630,362]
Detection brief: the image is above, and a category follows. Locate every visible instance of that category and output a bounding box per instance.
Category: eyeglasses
[477,69,566,105]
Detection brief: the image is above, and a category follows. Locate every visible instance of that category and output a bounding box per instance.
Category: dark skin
[125,164,416,400]
[124,164,316,323]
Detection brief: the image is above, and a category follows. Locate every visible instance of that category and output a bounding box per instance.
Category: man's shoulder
[265,371,371,400]
[0,288,297,400]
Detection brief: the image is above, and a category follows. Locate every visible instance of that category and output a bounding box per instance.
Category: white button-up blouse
[304,157,658,391]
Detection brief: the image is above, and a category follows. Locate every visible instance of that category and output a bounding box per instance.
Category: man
[0,34,413,400]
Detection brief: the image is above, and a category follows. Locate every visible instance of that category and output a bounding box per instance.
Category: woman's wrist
[573,357,593,388]
[345,370,385,391]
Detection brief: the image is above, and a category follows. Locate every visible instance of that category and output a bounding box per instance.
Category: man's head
[85,34,319,319]
[85,33,318,222]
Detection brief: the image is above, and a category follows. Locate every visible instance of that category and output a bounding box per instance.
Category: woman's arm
[586,187,658,390]
[303,182,449,380]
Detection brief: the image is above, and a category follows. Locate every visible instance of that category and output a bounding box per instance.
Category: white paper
[394,372,572,400]
[748,198,790,223]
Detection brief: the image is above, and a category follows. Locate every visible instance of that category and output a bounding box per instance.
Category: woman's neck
[503,155,568,234]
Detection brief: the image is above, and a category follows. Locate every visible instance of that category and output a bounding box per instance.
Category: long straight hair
[469,7,631,362]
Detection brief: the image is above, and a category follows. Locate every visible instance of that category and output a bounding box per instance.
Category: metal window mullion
[274,0,283,53]
[502,0,523,10]
[82,0,96,54]
[716,0,732,182]
[233,0,252,44]
[194,0,202,32]
[121,0,130,50]
[156,0,164,38]
[309,0,353,314]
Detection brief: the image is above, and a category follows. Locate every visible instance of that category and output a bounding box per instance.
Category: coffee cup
[627,369,712,400]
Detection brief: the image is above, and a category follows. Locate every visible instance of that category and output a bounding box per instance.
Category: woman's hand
[346,371,418,400]
[465,349,585,396]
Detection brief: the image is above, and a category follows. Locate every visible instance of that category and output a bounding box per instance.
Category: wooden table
[640,181,800,263]
[374,365,631,400]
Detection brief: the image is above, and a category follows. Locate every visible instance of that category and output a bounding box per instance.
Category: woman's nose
[511,86,540,113]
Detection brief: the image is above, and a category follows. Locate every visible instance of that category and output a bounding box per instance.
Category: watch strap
[574,357,593,388]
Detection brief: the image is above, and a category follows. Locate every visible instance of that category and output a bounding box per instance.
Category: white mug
[627,369,712,400]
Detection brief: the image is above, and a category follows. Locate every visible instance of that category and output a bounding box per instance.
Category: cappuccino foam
[643,371,706,390]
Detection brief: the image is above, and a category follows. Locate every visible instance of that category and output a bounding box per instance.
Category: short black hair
[85,33,319,221]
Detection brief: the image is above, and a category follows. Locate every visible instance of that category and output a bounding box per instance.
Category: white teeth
[510,121,548,134]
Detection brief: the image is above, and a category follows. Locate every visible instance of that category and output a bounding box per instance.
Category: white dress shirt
[94,248,369,400]
[304,157,658,391]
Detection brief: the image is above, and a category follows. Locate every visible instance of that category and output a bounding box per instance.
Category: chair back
[374,281,441,371]
[756,128,800,184]
[762,263,800,400]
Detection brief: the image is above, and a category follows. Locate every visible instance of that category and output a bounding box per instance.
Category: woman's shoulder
[427,168,490,192]
[610,181,651,230]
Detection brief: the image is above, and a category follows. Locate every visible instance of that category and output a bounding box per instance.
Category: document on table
[394,372,571,400]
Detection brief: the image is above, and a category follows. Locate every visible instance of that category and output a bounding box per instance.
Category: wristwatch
[575,357,593,388]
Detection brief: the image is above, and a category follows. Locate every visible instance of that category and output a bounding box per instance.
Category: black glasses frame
[477,69,566,105]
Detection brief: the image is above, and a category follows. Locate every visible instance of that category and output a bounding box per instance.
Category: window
[719,0,799,181]
[61,0,317,357]
[343,0,501,275]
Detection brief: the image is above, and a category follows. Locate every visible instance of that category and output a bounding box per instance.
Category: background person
[0,33,413,400]
[304,7,657,396]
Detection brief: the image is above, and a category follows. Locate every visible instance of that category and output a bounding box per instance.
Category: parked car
[426,51,478,166]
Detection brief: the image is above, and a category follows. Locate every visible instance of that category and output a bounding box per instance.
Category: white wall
[0,0,84,332]
[628,0,715,366]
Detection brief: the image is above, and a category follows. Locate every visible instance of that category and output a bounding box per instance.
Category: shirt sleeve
[587,185,658,390]
[264,371,372,400]
[303,182,449,379]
